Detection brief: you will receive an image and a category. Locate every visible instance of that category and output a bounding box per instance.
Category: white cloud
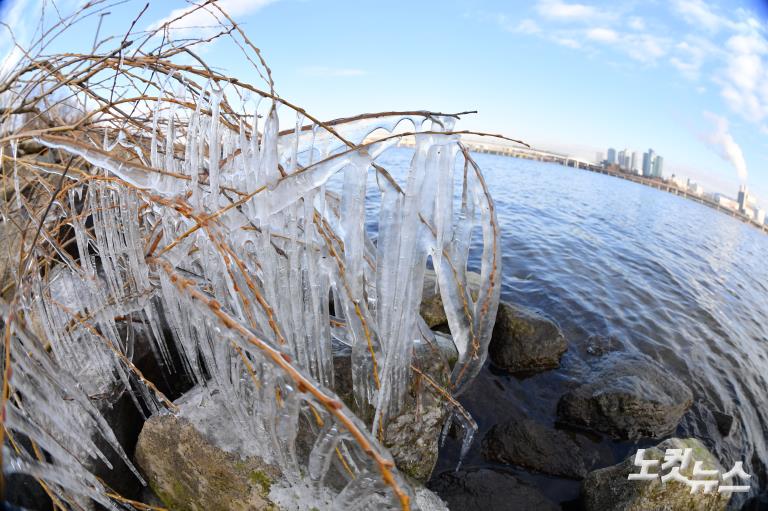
[553,37,582,49]
[628,17,645,31]
[515,19,542,35]
[488,0,768,132]
[621,34,669,64]
[535,0,605,21]
[298,66,366,77]
[727,32,768,55]
[582,31,669,64]
[149,0,278,39]
[672,0,733,32]
[669,40,707,79]
[719,30,768,124]
[701,112,748,181]
[586,27,618,43]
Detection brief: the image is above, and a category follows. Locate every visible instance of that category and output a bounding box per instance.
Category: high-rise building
[642,149,655,177]
[607,148,617,165]
[737,185,749,214]
[755,208,766,225]
[596,152,604,165]
[618,149,628,169]
[631,151,640,173]
[687,180,704,196]
[653,155,664,178]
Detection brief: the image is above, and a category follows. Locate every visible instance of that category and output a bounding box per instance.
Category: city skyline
[460,133,768,230]
[2,0,767,208]
[606,146,665,179]
[603,143,767,221]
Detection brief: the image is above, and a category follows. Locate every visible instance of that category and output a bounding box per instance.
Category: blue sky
[2,0,768,205]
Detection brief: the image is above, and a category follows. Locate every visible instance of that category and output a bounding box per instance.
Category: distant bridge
[460,141,602,171]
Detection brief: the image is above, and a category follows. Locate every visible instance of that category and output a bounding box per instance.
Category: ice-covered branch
[0,3,507,510]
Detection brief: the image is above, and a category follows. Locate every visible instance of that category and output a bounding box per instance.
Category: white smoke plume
[701,112,748,181]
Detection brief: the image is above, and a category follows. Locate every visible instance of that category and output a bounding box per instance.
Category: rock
[740,491,768,511]
[420,271,448,329]
[488,303,567,373]
[383,401,449,483]
[482,418,589,478]
[89,388,146,500]
[712,410,734,437]
[557,352,693,439]
[432,331,459,370]
[383,332,456,482]
[581,438,730,511]
[414,487,449,511]
[135,390,279,511]
[136,385,447,510]
[429,468,559,511]
[5,473,52,511]
[332,331,456,482]
[419,270,481,328]
[584,334,624,357]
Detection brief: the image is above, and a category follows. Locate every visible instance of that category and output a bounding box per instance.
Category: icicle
[8,26,502,508]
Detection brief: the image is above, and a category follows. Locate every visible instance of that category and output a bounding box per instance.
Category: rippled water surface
[371,148,768,507]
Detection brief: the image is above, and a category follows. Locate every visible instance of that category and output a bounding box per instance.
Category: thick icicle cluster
[0,4,502,510]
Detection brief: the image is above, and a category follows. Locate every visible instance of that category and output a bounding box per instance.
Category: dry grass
[0,1,519,509]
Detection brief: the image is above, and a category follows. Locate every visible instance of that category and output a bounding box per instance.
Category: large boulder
[581,438,730,511]
[135,390,280,511]
[429,468,559,511]
[482,418,590,478]
[488,303,567,373]
[135,386,448,511]
[557,352,693,439]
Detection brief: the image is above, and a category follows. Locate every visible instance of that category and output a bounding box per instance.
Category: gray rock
[584,334,624,357]
[420,271,449,329]
[135,389,279,511]
[384,332,456,482]
[582,438,730,511]
[482,418,589,478]
[740,491,768,510]
[383,403,450,484]
[135,385,447,510]
[89,388,145,500]
[5,472,52,510]
[712,410,734,437]
[429,468,559,511]
[431,331,459,370]
[332,330,456,482]
[557,352,693,439]
[488,303,567,373]
[419,270,482,329]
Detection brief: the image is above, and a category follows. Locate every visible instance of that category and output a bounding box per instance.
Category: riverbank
[459,139,768,236]
[374,152,768,511]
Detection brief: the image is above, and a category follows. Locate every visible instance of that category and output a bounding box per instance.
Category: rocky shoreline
[9,271,762,511]
[421,271,763,511]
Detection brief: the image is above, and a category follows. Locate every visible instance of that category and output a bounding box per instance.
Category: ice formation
[0,3,503,509]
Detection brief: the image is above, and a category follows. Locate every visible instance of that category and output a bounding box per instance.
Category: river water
[370,148,768,508]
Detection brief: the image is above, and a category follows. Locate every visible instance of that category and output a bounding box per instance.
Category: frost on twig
[0,2,508,509]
